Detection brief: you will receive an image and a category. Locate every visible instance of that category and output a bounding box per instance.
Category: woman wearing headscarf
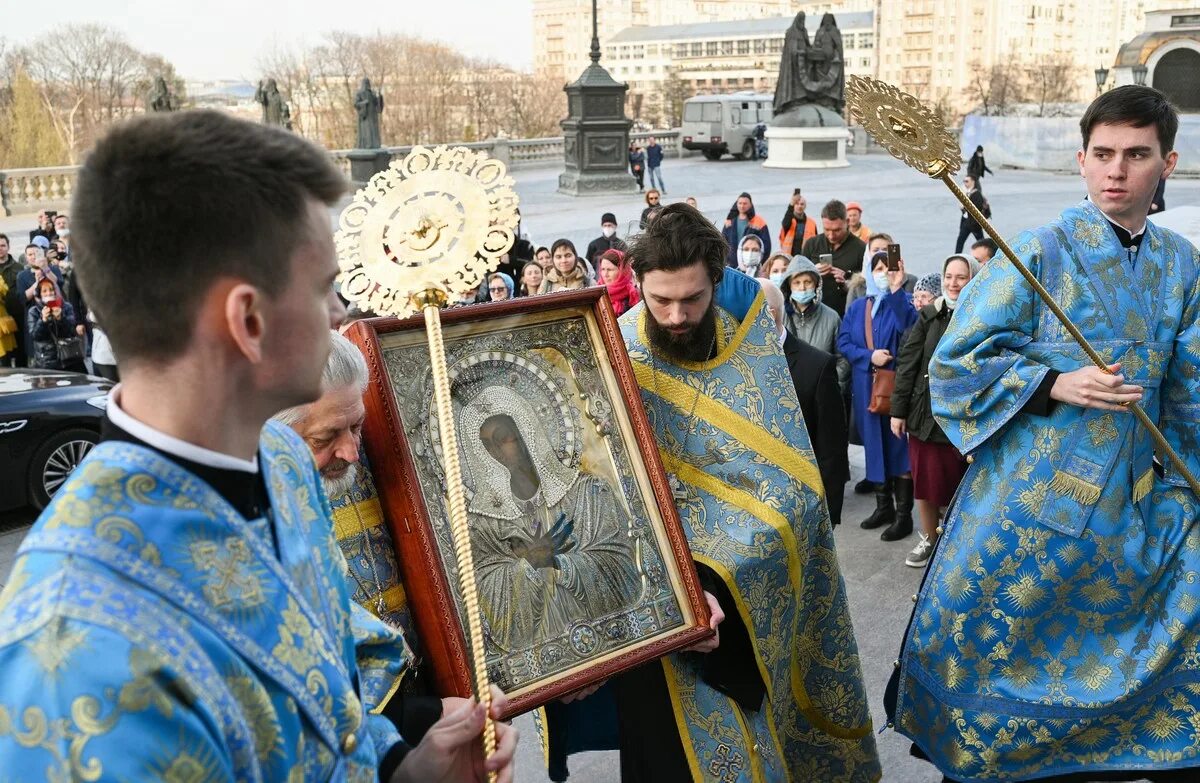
[911,272,941,312]
[889,254,977,568]
[837,246,918,541]
[487,272,514,301]
[597,248,639,316]
[538,239,592,293]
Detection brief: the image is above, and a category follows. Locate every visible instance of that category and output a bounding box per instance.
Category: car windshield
[684,103,701,122]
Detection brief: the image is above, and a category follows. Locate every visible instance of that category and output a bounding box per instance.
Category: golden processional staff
[844,75,1200,498]
[336,145,521,779]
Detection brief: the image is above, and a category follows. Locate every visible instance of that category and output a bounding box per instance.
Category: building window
[1171,14,1200,26]
[706,41,719,56]
[753,38,767,54]
[737,39,750,55]
[649,65,657,73]
[691,42,703,57]
[635,66,642,74]
[720,40,733,56]
[859,32,874,49]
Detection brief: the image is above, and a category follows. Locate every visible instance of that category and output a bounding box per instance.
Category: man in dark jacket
[721,192,771,267]
[645,136,665,193]
[955,175,987,253]
[800,199,866,317]
[785,333,849,525]
[585,212,627,267]
[761,279,850,526]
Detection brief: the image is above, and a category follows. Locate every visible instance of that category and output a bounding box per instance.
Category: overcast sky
[0,0,535,80]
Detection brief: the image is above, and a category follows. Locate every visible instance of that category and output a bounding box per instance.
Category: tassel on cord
[1133,468,1155,504]
[1049,471,1102,505]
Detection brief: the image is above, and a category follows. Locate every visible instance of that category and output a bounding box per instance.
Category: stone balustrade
[0,130,687,216]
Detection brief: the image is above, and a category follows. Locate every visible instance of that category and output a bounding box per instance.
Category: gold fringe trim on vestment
[1133,468,1155,503]
[1049,471,1102,505]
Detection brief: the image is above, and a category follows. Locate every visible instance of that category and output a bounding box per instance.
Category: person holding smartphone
[27,275,84,372]
[800,199,866,316]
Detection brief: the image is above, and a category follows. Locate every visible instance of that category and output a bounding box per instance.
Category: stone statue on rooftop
[255,79,287,127]
[146,76,179,113]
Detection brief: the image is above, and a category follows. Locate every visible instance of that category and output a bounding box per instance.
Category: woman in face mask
[888,253,978,569]
[765,254,790,287]
[735,234,765,277]
[837,247,919,542]
[779,255,843,361]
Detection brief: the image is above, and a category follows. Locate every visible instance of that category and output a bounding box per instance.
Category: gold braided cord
[846,75,1200,498]
[422,299,497,780]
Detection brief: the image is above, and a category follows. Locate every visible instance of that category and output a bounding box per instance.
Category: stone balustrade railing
[0,130,692,216]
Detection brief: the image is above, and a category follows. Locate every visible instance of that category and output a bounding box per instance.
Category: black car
[0,368,112,511]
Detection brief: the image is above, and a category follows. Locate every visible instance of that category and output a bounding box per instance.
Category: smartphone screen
[886,243,901,272]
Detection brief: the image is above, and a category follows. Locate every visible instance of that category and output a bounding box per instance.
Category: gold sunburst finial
[845,75,961,179]
[336,145,520,318]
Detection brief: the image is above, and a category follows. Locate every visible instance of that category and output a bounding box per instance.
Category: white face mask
[602,226,616,238]
[944,293,959,307]
[740,250,762,269]
[872,272,890,291]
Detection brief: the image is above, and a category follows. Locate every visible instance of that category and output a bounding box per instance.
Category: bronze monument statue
[146,76,180,113]
[773,12,811,115]
[354,78,384,149]
[255,79,288,128]
[772,11,846,125]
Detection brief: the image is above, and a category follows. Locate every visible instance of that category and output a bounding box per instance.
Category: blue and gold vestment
[894,200,1200,781]
[620,292,881,782]
[0,421,409,780]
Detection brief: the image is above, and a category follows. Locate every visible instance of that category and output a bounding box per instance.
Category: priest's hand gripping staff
[845,75,1200,498]
[336,145,522,780]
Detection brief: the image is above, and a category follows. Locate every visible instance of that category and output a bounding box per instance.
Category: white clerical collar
[1094,204,1146,239]
[108,385,259,473]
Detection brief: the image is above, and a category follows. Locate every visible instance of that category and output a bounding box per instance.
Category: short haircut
[627,203,726,285]
[821,199,847,221]
[866,232,893,246]
[535,246,550,256]
[54,214,68,221]
[72,110,346,366]
[971,238,998,258]
[273,330,368,428]
[1081,85,1179,156]
[25,244,40,253]
[0,233,9,245]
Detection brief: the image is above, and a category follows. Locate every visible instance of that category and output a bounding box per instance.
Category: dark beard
[646,302,718,363]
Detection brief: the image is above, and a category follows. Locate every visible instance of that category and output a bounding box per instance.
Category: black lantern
[1094,66,1109,95]
[557,0,637,195]
[1132,64,1148,86]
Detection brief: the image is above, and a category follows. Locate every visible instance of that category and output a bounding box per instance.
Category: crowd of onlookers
[3,176,1003,569]
[440,181,1000,569]
[0,210,117,379]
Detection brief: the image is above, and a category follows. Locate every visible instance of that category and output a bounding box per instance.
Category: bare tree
[17,24,181,162]
[966,60,1025,116]
[1025,53,1079,117]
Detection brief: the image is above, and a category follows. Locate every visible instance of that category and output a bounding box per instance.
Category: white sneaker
[905,534,935,568]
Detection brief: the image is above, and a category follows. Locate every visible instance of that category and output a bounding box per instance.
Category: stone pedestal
[763,126,850,168]
[347,149,392,186]
[763,103,849,169]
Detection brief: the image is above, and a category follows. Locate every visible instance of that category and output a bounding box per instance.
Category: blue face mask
[791,290,816,306]
[769,272,786,287]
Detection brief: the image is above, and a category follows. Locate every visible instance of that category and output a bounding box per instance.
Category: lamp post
[1132,63,1148,86]
[1094,66,1109,96]
[557,0,637,195]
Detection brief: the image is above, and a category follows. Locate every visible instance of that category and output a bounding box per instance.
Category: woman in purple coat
[837,249,917,541]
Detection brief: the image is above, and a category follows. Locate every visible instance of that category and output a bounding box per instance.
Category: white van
[681,92,774,161]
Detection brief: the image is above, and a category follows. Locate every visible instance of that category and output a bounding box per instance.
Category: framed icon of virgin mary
[345,288,711,718]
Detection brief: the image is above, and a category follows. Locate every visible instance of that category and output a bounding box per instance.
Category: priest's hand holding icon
[683,591,724,654]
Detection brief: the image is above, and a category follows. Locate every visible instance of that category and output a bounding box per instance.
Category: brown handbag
[865,302,894,415]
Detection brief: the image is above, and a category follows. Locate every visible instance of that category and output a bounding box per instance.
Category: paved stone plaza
[2,154,1194,782]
